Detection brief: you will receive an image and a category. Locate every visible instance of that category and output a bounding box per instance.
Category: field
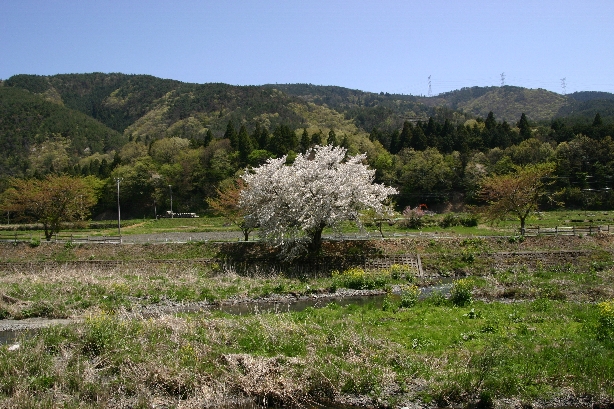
[1,215,614,408]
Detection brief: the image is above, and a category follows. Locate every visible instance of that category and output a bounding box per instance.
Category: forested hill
[0,86,124,177]
[421,86,614,124]
[3,72,614,218]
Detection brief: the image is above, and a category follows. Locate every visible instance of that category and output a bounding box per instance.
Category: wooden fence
[523,225,610,236]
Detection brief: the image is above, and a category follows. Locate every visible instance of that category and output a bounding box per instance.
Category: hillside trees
[239,145,397,259]
[0,175,98,240]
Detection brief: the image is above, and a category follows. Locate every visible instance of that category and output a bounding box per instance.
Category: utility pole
[169,185,173,218]
[115,178,123,243]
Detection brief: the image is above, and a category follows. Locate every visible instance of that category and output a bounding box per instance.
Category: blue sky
[2,0,613,95]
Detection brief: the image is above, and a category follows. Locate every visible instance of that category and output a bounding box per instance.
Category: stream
[0,280,454,345]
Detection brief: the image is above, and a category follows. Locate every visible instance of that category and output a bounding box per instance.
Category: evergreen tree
[438,119,454,153]
[593,113,603,127]
[268,124,297,156]
[203,129,213,146]
[341,134,350,149]
[258,126,270,150]
[410,125,427,151]
[485,111,497,130]
[237,124,253,165]
[327,129,337,146]
[389,129,400,154]
[251,123,262,148]
[398,121,413,152]
[311,130,323,146]
[369,127,381,143]
[300,128,310,152]
[517,113,532,140]
[224,120,238,149]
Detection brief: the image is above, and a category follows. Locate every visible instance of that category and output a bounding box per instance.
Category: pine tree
[517,113,531,140]
[237,124,253,165]
[389,129,400,154]
[300,128,310,152]
[327,129,337,146]
[410,125,427,151]
[311,130,323,146]
[398,121,413,152]
[485,111,497,130]
[258,126,270,150]
[204,129,213,146]
[224,120,238,149]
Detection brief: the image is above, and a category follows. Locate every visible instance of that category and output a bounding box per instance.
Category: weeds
[450,278,474,306]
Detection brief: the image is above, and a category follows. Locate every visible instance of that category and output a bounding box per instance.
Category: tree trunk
[308,225,325,255]
[243,230,249,241]
[520,216,526,236]
[43,224,53,241]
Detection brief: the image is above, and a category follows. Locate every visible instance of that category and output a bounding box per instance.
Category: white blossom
[239,145,397,259]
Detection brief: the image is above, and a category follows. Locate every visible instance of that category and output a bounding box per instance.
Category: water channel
[0,280,454,345]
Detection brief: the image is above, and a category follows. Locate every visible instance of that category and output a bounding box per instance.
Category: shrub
[450,278,473,307]
[332,267,390,290]
[440,213,459,228]
[596,300,614,342]
[387,264,415,282]
[460,214,479,227]
[399,284,420,308]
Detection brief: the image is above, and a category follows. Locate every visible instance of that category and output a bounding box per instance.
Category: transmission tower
[428,75,432,97]
[561,77,567,95]
[500,72,505,87]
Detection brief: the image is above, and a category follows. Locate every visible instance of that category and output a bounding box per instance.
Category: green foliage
[450,278,474,306]
[399,284,420,308]
[387,264,416,282]
[596,300,614,344]
[331,267,391,290]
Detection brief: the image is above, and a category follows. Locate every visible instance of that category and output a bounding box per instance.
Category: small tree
[239,145,397,260]
[0,175,97,240]
[206,178,255,241]
[479,163,555,235]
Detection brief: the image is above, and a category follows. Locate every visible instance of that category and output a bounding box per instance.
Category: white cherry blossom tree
[239,145,397,259]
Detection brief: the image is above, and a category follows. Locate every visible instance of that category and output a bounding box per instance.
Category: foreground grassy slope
[0,235,613,407]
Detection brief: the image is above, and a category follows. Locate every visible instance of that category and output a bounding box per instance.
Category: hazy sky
[2,1,613,95]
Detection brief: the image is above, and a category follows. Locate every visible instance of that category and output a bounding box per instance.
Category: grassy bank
[1,295,613,407]
[1,236,614,407]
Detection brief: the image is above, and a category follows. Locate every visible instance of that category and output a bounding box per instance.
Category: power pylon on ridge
[428,75,432,97]
[500,72,505,87]
[561,78,567,95]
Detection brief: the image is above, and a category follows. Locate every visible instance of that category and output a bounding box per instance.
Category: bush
[596,300,614,342]
[387,264,415,282]
[450,278,473,307]
[332,267,390,290]
[399,285,420,308]
[440,213,459,228]
[460,214,479,227]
